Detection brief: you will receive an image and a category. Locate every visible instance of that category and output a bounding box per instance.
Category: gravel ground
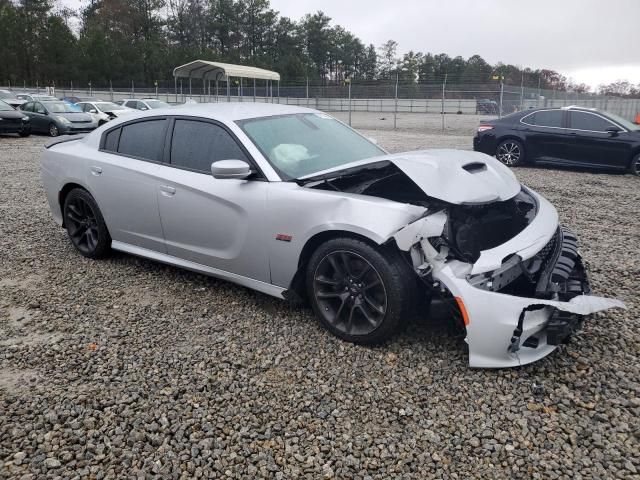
[1,121,639,479]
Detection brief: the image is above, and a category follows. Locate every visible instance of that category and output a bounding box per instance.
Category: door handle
[90,166,102,176]
[160,185,176,196]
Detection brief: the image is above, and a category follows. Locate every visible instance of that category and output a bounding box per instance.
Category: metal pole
[306,77,309,107]
[441,73,447,131]
[227,78,230,102]
[499,80,504,118]
[253,78,256,102]
[537,74,541,107]
[71,80,73,95]
[174,77,177,103]
[131,80,134,98]
[394,73,398,130]
[348,80,352,126]
[110,80,113,101]
[520,72,524,110]
[215,79,218,102]
[277,80,280,104]
[239,77,243,102]
[189,77,192,96]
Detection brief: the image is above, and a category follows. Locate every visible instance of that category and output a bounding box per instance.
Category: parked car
[20,100,97,136]
[40,104,623,368]
[120,98,171,110]
[61,96,102,105]
[76,101,136,125]
[0,100,30,136]
[0,89,27,108]
[476,99,498,115]
[16,93,59,102]
[474,106,640,175]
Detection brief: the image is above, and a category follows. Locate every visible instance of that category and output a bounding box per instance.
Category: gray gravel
[1,121,639,479]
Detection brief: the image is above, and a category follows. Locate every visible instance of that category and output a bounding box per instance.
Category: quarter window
[532,110,563,128]
[103,128,120,152]
[117,119,166,161]
[170,119,249,173]
[569,111,614,132]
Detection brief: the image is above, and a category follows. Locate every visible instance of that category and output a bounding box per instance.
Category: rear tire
[630,153,640,176]
[306,237,416,345]
[495,139,525,167]
[63,188,111,259]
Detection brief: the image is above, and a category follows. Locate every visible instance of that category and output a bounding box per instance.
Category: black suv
[473,106,640,175]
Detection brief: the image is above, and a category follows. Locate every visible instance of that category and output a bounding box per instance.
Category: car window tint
[34,102,46,114]
[117,120,166,161]
[533,110,563,128]
[170,119,248,173]
[103,128,120,152]
[569,112,613,132]
[21,102,33,112]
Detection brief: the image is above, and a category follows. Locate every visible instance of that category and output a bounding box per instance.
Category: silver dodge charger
[41,103,623,368]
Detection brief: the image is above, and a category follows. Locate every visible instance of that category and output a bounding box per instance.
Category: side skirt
[111,240,286,299]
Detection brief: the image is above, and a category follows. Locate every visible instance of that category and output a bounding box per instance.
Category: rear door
[86,118,168,252]
[155,117,270,282]
[521,109,571,162]
[566,111,631,169]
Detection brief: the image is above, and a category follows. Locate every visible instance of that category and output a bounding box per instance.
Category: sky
[267,0,640,88]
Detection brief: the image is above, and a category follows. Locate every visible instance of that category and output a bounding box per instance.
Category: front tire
[495,139,525,167]
[306,237,415,345]
[63,189,111,258]
[49,123,60,137]
[630,153,640,176]
[19,129,31,137]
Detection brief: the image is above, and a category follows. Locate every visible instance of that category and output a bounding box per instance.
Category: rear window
[117,120,166,161]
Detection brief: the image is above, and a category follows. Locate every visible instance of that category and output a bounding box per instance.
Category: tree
[377,39,398,79]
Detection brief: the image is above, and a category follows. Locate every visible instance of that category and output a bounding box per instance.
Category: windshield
[604,111,640,131]
[44,101,82,113]
[95,102,127,111]
[0,101,14,111]
[145,100,170,109]
[238,113,385,179]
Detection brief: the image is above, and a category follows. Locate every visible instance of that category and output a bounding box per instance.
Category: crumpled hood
[381,150,520,204]
[300,149,521,205]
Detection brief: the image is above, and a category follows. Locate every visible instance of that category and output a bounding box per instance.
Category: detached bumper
[434,227,623,368]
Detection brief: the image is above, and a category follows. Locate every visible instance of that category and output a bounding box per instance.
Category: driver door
[156,117,270,282]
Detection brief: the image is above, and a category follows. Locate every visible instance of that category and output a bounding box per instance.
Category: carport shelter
[172,60,281,102]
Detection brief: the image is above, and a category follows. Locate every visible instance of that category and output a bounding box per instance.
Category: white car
[40,103,624,368]
[76,101,136,125]
[120,98,172,111]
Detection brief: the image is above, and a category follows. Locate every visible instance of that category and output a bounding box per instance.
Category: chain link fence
[3,80,639,133]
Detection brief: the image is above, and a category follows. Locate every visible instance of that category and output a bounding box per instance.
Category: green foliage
[1,0,637,96]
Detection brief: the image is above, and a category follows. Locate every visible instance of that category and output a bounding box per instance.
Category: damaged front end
[393,189,625,368]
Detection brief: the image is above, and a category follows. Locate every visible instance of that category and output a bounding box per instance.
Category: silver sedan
[41,103,623,368]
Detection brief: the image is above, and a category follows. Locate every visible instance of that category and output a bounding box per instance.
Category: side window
[117,120,166,161]
[569,112,613,132]
[81,103,91,112]
[21,102,33,112]
[533,110,563,128]
[170,119,249,173]
[34,102,46,114]
[103,128,121,152]
[124,100,135,109]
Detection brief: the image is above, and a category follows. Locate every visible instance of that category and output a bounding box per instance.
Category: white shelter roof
[173,60,280,82]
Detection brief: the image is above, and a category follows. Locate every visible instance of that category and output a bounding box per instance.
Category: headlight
[57,116,71,124]
[22,116,29,121]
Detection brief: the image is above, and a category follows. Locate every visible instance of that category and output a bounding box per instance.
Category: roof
[173,60,280,82]
[171,102,311,120]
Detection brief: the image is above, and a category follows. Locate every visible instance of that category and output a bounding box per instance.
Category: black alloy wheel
[313,250,387,336]
[631,154,640,176]
[496,139,524,166]
[63,189,111,258]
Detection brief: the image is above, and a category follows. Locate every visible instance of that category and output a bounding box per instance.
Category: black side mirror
[606,126,621,136]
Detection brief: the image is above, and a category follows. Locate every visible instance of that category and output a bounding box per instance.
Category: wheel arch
[285,229,392,303]
[58,182,90,227]
[628,147,640,169]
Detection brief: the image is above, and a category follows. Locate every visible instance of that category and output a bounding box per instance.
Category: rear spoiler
[45,134,86,149]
